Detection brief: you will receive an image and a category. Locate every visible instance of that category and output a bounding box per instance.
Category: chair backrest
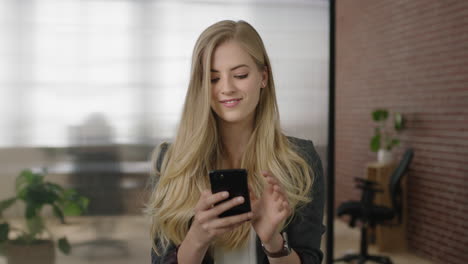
[388,148,414,223]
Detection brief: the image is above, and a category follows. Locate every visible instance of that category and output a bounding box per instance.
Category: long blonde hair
[146,20,314,255]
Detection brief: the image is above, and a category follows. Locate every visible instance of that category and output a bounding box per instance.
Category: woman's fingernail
[237,197,244,202]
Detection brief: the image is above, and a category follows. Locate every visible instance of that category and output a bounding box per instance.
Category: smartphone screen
[209,169,251,218]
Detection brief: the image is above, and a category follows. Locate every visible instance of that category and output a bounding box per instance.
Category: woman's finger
[195,190,211,211]
[199,190,210,202]
[263,172,280,188]
[264,173,276,181]
[280,198,287,211]
[272,186,281,202]
[275,186,290,204]
[206,196,246,218]
[199,191,229,211]
[263,178,275,195]
[273,183,286,195]
[264,175,281,192]
[278,206,290,220]
[223,220,248,230]
[211,221,247,236]
[209,211,253,229]
[280,201,292,218]
[261,171,276,181]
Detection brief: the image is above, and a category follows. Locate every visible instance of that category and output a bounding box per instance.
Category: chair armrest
[356,184,384,193]
[356,184,384,208]
[354,177,378,186]
[354,177,383,193]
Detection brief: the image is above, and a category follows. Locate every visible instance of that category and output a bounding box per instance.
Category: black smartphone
[209,169,251,218]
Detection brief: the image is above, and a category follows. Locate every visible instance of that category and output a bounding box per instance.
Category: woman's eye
[211,78,219,83]
[235,74,248,79]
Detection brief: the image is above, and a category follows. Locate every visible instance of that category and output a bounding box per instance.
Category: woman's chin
[214,110,255,125]
[220,117,243,124]
[217,113,247,124]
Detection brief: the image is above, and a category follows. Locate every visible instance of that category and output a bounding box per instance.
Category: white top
[213,227,257,264]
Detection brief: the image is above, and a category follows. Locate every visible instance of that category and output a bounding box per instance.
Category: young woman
[147,20,325,264]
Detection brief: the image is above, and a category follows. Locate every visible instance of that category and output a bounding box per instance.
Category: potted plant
[370,109,405,163]
[0,169,89,264]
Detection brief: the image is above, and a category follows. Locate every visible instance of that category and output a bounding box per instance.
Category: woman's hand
[250,171,292,246]
[185,190,253,249]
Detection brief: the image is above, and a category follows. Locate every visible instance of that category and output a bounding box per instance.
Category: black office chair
[334,149,414,264]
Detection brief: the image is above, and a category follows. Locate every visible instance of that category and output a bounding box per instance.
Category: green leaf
[80,197,89,212]
[52,204,65,224]
[370,134,381,152]
[391,139,400,147]
[24,184,60,207]
[15,172,29,193]
[62,203,80,216]
[382,111,389,120]
[58,237,71,255]
[17,187,28,200]
[62,197,89,216]
[385,139,400,150]
[394,113,404,131]
[0,197,17,216]
[16,170,43,192]
[60,188,77,202]
[372,110,379,121]
[0,223,9,243]
[372,109,389,121]
[46,182,64,194]
[60,189,89,216]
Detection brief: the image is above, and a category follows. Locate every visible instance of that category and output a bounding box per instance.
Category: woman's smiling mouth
[220,98,242,107]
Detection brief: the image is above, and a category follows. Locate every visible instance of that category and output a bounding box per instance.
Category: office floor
[332,219,434,264]
[0,216,434,264]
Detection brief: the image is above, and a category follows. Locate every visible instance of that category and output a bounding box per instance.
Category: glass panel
[0,1,329,263]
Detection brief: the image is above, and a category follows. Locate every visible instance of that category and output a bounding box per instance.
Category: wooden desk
[366,162,407,252]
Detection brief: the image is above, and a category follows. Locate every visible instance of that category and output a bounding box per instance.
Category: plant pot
[5,240,55,264]
[377,149,394,164]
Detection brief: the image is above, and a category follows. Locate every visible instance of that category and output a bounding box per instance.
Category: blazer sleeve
[286,139,326,264]
[151,243,179,264]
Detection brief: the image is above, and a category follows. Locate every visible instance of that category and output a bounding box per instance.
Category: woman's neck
[218,118,254,169]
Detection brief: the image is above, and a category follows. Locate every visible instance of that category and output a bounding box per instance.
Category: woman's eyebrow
[210,64,250,72]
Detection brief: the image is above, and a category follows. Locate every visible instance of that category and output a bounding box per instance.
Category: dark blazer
[151,136,325,264]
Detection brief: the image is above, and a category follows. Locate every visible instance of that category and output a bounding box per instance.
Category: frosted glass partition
[0,0,329,147]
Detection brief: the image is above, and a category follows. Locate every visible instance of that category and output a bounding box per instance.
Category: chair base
[334,253,393,264]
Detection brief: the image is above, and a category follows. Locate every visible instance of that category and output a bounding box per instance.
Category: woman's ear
[261,66,268,88]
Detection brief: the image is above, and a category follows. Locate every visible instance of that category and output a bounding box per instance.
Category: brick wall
[335,1,468,263]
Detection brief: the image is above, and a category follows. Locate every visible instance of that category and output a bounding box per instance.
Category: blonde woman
[147,20,325,264]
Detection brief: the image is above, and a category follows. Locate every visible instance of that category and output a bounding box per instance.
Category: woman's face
[210,40,267,126]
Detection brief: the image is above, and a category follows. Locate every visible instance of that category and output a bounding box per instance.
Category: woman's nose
[220,77,236,94]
